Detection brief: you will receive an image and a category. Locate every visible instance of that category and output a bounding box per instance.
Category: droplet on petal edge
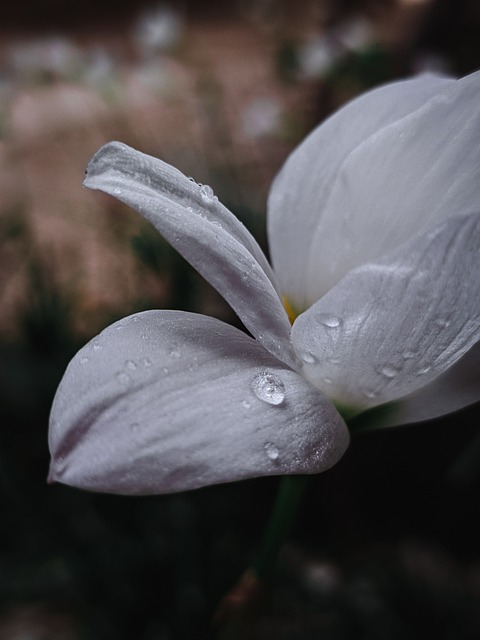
[251,371,285,406]
[199,184,215,203]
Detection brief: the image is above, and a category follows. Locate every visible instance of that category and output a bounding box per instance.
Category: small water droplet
[242,400,251,409]
[317,313,342,328]
[80,356,89,365]
[113,187,122,195]
[93,339,102,351]
[251,371,285,405]
[188,176,196,183]
[403,350,417,360]
[126,360,137,370]
[363,387,379,399]
[199,184,215,203]
[322,377,332,385]
[379,364,401,379]
[264,442,279,460]
[142,357,152,367]
[117,372,131,386]
[299,351,317,364]
[434,318,450,328]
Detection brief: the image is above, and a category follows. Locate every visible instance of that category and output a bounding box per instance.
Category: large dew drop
[251,371,285,405]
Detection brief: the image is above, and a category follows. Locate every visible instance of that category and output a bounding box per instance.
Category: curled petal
[268,72,480,308]
[84,142,296,369]
[49,311,349,494]
[291,212,480,414]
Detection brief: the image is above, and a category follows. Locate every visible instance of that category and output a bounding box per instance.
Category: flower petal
[84,142,296,368]
[291,211,480,415]
[49,311,349,494]
[368,342,480,429]
[268,72,480,309]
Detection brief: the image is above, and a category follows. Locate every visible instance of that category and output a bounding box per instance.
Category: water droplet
[113,187,122,195]
[142,357,152,367]
[317,313,342,328]
[199,184,215,203]
[379,364,402,379]
[93,339,102,351]
[299,351,317,364]
[322,377,332,385]
[363,388,379,399]
[264,442,279,460]
[242,400,251,409]
[80,356,89,365]
[251,371,285,405]
[403,350,417,360]
[434,318,450,328]
[117,372,131,386]
[126,360,137,370]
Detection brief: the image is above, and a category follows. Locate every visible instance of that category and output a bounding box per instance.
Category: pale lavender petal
[49,311,349,494]
[268,72,480,309]
[291,211,480,415]
[84,142,296,369]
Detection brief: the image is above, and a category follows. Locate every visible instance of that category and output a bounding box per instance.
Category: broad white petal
[291,212,480,414]
[84,142,295,368]
[49,311,349,495]
[268,72,480,309]
[363,342,480,429]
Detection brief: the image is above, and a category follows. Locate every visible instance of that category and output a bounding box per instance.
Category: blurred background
[1,0,480,638]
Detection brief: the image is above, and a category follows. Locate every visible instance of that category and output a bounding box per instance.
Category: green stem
[213,475,309,638]
[252,474,309,581]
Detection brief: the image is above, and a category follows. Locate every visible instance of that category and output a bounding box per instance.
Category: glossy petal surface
[84,142,296,368]
[49,311,349,494]
[268,73,480,308]
[291,212,480,413]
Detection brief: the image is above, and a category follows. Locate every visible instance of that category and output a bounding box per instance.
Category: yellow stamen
[282,295,298,325]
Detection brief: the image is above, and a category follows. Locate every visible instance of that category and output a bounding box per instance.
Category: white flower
[49,71,480,495]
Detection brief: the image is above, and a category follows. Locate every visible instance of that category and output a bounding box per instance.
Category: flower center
[282,295,298,325]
